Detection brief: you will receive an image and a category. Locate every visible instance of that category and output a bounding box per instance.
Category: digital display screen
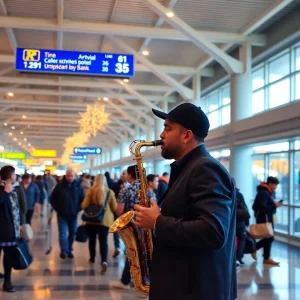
[15,48,134,78]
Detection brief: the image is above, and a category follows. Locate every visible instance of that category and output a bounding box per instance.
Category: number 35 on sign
[115,55,129,74]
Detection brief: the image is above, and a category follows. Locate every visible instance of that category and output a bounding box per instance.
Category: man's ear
[183,130,194,144]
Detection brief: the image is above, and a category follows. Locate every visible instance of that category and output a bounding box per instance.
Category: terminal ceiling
[0,0,298,156]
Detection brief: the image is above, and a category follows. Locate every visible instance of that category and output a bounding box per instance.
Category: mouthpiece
[153,140,163,146]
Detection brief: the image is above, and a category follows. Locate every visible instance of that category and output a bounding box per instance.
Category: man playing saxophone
[134,103,237,300]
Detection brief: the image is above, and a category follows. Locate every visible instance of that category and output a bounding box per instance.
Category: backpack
[82,191,110,223]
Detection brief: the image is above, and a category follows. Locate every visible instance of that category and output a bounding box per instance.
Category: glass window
[207,92,219,112]
[269,78,290,108]
[252,67,265,90]
[253,142,289,154]
[295,141,300,151]
[252,90,265,114]
[208,111,219,129]
[293,151,300,205]
[296,74,300,101]
[221,86,230,105]
[252,155,265,198]
[292,208,300,237]
[221,105,230,125]
[201,97,208,113]
[269,53,290,83]
[296,47,300,71]
[269,153,289,201]
[274,206,288,234]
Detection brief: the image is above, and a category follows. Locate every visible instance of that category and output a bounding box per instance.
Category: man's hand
[134,199,161,229]
[4,183,13,193]
[275,201,283,208]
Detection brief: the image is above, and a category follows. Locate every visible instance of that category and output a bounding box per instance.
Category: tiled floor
[1,211,300,299]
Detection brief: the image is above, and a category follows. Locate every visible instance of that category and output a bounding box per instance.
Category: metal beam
[138,0,178,53]
[109,36,193,99]
[243,0,296,35]
[0,87,162,101]
[105,100,148,132]
[164,0,294,98]
[0,98,145,112]
[143,0,243,75]
[0,76,170,93]
[0,1,17,53]
[114,118,135,136]
[103,88,154,125]
[115,80,161,111]
[0,16,266,45]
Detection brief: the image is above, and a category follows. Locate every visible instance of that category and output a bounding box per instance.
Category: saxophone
[109,140,163,296]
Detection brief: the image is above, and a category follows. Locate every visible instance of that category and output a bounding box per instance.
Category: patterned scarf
[0,181,20,239]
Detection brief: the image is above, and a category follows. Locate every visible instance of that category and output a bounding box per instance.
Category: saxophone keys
[126,248,136,259]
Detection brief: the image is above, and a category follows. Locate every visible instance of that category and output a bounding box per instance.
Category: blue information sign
[15,48,134,78]
[72,159,87,164]
[73,147,102,155]
[69,154,87,160]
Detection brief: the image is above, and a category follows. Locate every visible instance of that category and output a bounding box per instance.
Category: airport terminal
[0,0,300,299]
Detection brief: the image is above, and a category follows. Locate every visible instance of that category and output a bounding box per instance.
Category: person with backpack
[252,176,283,265]
[81,174,117,274]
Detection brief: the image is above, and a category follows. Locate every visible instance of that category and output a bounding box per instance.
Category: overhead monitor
[15,48,134,78]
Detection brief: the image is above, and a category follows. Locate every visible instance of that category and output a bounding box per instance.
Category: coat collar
[171,144,208,171]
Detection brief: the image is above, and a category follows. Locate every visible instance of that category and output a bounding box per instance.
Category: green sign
[0,152,27,159]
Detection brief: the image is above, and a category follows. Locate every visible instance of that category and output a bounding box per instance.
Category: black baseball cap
[152,103,210,139]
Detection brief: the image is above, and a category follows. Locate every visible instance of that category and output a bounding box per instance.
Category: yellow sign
[23,159,39,165]
[23,49,40,61]
[1,152,26,159]
[31,149,57,158]
[45,166,56,171]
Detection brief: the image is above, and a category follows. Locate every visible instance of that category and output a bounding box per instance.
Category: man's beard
[161,148,174,160]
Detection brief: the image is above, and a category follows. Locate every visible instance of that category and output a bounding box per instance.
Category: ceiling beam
[0,1,17,53]
[163,0,294,98]
[115,80,161,111]
[105,100,148,132]
[109,36,193,99]
[0,87,163,101]
[138,0,179,53]
[0,16,266,46]
[103,88,154,125]
[0,76,170,93]
[0,98,146,111]
[143,0,243,75]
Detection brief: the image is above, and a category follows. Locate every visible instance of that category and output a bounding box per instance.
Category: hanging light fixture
[77,104,110,137]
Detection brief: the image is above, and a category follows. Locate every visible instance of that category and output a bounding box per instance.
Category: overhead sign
[0,152,27,159]
[72,159,87,164]
[69,154,87,160]
[45,165,56,171]
[73,147,102,155]
[23,159,39,165]
[15,48,134,78]
[31,149,57,158]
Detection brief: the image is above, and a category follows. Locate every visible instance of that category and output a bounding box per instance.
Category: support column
[230,73,252,122]
[230,39,252,122]
[229,145,253,209]
[192,72,201,106]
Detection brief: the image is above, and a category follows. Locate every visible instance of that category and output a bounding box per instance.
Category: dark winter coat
[50,176,85,220]
[252,183,276,224]
[150,145,237,300]
[0,186,21,243]
[236,189,250,228]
